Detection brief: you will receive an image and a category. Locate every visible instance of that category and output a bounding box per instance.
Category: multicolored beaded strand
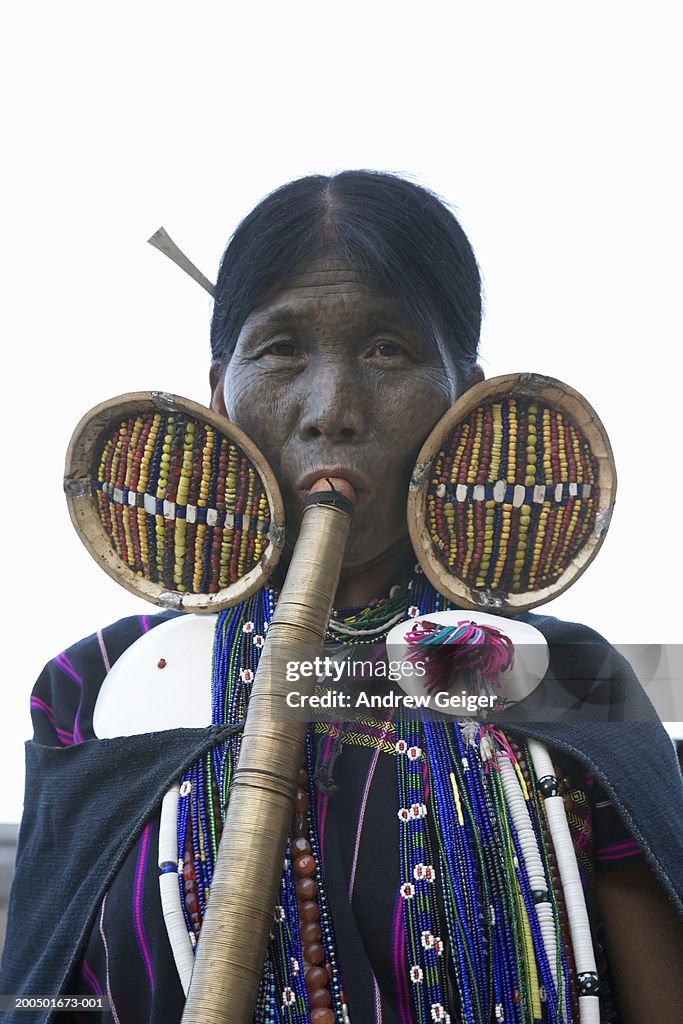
[459,724,523,1021]
[511,740,577,1022]
[420,721,491,1023]
[396,718,452,1024]
[488,729,565,1014]
[480,728,568,1022]
[402,714,577,1023]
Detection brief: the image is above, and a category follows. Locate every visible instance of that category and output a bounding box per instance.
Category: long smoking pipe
[181,477,356,1024]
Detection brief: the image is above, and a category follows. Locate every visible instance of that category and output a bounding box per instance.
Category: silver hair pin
[147,227,216,297]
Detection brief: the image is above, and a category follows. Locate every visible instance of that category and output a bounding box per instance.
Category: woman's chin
[339,533,415,576]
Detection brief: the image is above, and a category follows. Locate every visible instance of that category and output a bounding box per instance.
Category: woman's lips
[297,466,371,501]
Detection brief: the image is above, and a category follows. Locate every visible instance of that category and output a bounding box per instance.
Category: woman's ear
[459,362,485,396]
[209,362,228,415]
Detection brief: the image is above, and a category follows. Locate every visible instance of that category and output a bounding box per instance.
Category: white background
[1,2,681,822]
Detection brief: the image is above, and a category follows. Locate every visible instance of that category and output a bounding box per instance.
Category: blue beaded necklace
[411,720,573,1023]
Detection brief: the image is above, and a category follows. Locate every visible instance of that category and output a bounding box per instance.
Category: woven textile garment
[2,608,682,1024]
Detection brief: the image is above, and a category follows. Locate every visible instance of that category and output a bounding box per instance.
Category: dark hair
[210,170,482,378]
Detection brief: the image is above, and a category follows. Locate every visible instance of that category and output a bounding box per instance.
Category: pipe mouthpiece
[309,477,357,507]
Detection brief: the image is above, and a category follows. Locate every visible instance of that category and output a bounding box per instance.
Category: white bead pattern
[527,741,601,1024]
[158,782,194,994]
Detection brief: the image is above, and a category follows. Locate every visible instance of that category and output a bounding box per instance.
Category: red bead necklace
[291,766,337,1024]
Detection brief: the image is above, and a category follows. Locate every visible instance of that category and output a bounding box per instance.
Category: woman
[2,171,682,1023]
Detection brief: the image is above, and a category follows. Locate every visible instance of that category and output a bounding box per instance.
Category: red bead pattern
[290,767,335,1023]
[183,827,201,940]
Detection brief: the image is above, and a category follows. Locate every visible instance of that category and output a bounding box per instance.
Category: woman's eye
[368,340,404,358]
[265,340,298,357]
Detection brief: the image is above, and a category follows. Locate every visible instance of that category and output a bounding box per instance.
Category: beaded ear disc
[64,392,285,612]
[408,373,616,614]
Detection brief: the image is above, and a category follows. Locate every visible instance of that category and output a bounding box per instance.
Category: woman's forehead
[245,256,418,327]
[282,256,367,292]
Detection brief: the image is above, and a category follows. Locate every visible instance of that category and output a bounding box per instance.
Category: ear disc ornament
[408,373,616,614]
[64,392,285,612]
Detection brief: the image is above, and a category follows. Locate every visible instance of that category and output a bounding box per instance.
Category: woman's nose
[296,364,367,442]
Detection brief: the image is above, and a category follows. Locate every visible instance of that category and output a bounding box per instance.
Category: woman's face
[211,256,472,566]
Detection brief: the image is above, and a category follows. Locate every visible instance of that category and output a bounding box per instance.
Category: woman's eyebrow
[364,308,415,328]
[241,305,303,331]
